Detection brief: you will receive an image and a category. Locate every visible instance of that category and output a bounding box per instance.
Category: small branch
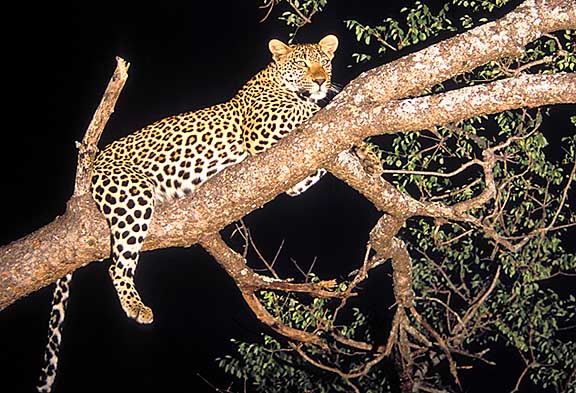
[450,348,495,366]
[73,57,130,196]
[381,159,482,178]
[288,343,361,393]
[415,249,470,302]
[330,333,374,352]
[234,221,282,279]
[453,266,501,339]
[511,362,537,393]
[512,56,553,75]
[289,339,388,384]
[286,0,314,26]
[563,365,576,393]
[331,245,373,324]
[450,142,498,216]
[200,233,350,348]
[545,160,576,232]
[258,0,278,23]
[199,234,343,298]
[240,291,327,348]
[417,296,465,334]
[438,228,474,247]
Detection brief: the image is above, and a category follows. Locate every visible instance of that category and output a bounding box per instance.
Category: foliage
[345,1,456,62]
[217,287,392,392]
[370,20,576,387]
[259,0,328,40]
[217,1,576,392]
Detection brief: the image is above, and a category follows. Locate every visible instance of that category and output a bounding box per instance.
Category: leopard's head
[269,34,338,102]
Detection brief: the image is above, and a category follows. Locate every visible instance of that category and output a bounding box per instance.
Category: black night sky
[1,2,572,393]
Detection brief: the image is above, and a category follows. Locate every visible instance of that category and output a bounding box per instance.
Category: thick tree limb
[349,0,575,103]
[1,0,575,310]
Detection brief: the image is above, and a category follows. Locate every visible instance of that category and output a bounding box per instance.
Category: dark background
[0,2,572,392]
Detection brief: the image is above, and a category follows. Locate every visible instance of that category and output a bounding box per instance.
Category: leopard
[37,34,339,392]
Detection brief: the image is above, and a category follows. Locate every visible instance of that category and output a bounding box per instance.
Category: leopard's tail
[37,274,73,392]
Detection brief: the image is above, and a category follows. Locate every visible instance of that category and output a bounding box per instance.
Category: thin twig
[286,0,314,25]
[288,343,362,393]
[382,158,482,178]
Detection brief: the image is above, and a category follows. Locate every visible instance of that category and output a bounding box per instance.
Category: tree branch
[199,234,342,299]
[347,0,575,104]
[199,233,331,348]
[73,57,130,196]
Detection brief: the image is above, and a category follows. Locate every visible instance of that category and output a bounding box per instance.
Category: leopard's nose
[313,77,326,87]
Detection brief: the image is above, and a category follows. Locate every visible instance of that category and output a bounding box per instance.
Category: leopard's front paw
[134,304,154,324]
[123,300,154,324]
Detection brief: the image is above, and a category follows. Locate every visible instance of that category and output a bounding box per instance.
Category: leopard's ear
[318,35,338,58]
[269,39,292,62]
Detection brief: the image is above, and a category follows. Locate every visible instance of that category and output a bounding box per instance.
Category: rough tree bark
[0,0,575,316]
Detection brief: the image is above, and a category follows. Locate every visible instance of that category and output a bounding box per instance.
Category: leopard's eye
[296,60,308,68]
[320,58,330,66]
